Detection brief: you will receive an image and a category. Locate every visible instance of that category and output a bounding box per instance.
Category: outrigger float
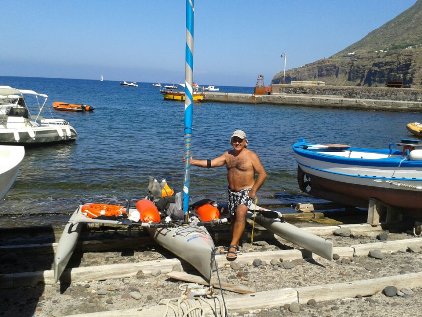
[55,1,333,284]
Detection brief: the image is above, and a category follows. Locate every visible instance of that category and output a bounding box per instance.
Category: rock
[376,232,389,241]
[252,259,263,267]
[407,246,420,253]
[106,299,113,304]
[151,269,161,276]
[307,299,317,306]
[289,302,301,313]
[230,262,242,270]
[130,291,142,300]
[282,262,295,269]
[270,259,279,266]
[97,290,107,296]
[368,250,384,259]
[136,270,145,279]
[383,286,397,297]
[333,253,340,260]
[400,288,414,296]
[333,228,351,237]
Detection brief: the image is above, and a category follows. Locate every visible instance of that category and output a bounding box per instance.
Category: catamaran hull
[0,127,77,146]
[54,210,83,282]
[293,139,422,213]
[0,145,25,200]
[147,225,215,281]
[249,212,333,260]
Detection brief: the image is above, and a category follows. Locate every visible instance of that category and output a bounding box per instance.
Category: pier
[204,86,422,112]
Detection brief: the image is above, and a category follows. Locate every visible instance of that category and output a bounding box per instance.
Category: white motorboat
[120,81,138,87]
[0,145,24,200]
[293,138,422,215]
[152,83,161,87]
[0,86,77,146]
[204,85,219,92]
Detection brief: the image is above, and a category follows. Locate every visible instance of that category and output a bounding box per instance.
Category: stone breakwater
[205,86,422,112]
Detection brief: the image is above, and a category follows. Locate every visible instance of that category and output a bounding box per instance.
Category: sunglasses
[231,137,244,143]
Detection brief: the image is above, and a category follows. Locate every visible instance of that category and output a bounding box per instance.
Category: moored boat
[407,122,422,137]
[292,138,422,215]
[120,81,138,87]
[0,86,77,146]
[204,85,219,92]
[0,145,25,200]
[163,91,204,102]
[53,101,94,112]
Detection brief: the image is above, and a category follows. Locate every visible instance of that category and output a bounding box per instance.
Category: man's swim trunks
[228,187,252,216]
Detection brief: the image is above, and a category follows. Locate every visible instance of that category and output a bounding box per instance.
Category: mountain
[272,0,422,88]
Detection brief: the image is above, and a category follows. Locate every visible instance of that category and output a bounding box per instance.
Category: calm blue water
[0,76,419,221]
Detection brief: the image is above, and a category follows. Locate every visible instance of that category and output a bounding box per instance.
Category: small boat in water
[53,101,94,112]
[204,85,219,92]
[407,122,422,137]
[152,83,161,87]
[0,145,25,200]
[120,81,138,87]
[163,91,204,102]
[0,86,77,146]
[293,138,422,215]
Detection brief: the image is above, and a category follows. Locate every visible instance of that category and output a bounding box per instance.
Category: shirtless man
[190,130,267,261]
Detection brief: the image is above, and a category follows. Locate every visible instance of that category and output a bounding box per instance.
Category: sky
[0,0,417,87]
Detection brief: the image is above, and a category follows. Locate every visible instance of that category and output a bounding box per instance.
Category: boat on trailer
[293,138,422,216]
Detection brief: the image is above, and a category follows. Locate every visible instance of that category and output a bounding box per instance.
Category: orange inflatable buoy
[195,203,220,222]
[136,199,161,223]
[81,203,126,219]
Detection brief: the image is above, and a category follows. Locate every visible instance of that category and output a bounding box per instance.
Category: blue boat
[292,139,422,214]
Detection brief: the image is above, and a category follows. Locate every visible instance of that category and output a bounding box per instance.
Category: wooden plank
[167,271,256,294]
[298,271,422,303]
[352,238,422,256]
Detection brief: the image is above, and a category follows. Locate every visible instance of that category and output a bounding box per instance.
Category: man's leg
[227,204,248,260]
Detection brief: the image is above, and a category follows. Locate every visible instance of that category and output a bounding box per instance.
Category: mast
[183,0,194,222]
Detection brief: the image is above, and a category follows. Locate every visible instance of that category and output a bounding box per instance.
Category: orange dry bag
[195,203,220,221]
[81,203,126,219]
[136,199,161,223]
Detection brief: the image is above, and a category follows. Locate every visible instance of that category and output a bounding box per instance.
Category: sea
[0,76,419,225]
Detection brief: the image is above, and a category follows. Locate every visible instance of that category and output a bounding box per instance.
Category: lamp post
[280,53,287,83]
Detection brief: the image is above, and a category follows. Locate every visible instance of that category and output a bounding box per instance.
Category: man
[190,130,267,261]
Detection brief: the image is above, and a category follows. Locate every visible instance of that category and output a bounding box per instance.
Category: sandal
[226,245,239,261]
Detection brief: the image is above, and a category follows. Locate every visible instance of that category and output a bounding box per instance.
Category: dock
[204,92,422,112]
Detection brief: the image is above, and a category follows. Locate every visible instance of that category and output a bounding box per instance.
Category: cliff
[272,0,422,88]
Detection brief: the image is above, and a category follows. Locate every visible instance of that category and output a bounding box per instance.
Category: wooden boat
[407,122,422,137]
[293,138,422,215]
[53,101,94,112]
[0,145,24,200]
[248,205,333,260]
[163,91,204,102]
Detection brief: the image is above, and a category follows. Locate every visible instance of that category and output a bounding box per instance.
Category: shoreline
[204,92,422,112]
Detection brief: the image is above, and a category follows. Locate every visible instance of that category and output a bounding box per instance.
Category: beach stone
[106,298,113,304]
[289,302,300,313]
[333,253,340,260]
[307,299,317,306]
[400,288,414,296]
[407,246,420,253]
[383,286,397,297]
[376,232,389,241]
[252,259,263,267]
[270,259,279,266]
[136,270,145,279]
[230,262,242,270]
[147,295,154,301]
[333,228,351,237]
[130,291,142,300]
[97,290,107,296]
[368,250,384,259]
[151,269,161,276]
[282,262,295,269]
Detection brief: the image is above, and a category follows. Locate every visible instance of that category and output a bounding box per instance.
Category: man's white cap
[231,129,247,140]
